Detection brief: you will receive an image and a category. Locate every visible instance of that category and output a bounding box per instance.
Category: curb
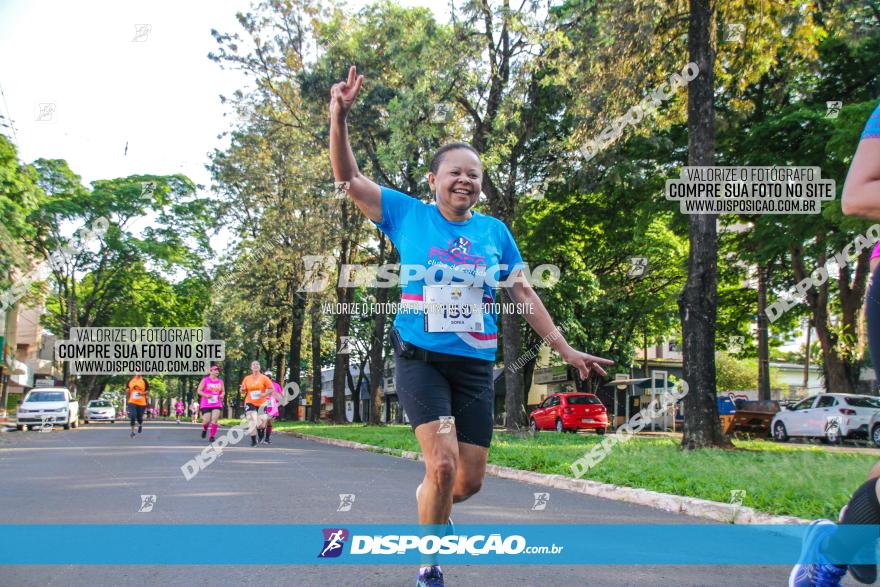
[287,431,809,525]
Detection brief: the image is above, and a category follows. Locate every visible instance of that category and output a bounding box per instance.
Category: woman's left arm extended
[506,274,614,380]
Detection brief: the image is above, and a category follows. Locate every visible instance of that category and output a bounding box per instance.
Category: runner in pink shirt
[196,364,225,442]
[262,371,283,445]
[174,399,185,424]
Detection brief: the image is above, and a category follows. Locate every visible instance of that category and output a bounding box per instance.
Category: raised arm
[841,139,880,219]
[329,65,382,222]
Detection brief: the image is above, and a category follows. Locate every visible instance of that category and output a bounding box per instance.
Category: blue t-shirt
[374,186,524,361]
[862,102,880,140]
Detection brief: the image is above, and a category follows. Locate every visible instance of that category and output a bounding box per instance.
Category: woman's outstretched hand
[329,65,364,120]
[561,348,615,381]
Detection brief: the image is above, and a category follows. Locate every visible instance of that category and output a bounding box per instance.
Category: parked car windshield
[89,401,112,408]
[26,391,65,402]
[567,395,602,405]
[844,396,880,408]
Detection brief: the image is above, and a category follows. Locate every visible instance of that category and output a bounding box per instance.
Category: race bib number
[266,397,276,408]
[132,392,142,400]
[423,285,484,333]
[208,395,218,404]
[249,391,261,400]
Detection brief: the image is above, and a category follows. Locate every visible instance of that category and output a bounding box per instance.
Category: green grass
[221,420,876,520]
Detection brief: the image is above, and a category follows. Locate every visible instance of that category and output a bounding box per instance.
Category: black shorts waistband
[391,328,492,364]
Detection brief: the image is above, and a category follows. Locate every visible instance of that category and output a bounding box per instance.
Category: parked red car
[529,393,609,434]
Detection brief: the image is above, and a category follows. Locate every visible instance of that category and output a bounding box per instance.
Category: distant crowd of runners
[124,360,282,447]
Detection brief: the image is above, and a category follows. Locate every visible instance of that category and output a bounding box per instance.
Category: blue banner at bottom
[1,524,878,565]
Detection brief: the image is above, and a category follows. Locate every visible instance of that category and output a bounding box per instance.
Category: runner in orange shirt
[126,373,150,438]
[240,361,274,447]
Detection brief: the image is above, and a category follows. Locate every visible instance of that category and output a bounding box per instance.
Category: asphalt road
[0,422,836,586]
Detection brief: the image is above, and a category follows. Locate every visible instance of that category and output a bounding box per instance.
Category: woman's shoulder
[381,185,430,209]
[475,211,515,236]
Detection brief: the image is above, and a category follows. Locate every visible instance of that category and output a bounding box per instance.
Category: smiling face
[428,148,483,219]
[250,361,260,374]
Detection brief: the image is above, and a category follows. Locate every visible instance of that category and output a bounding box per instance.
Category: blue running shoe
[788,520,847,587]
[416,565,444,587]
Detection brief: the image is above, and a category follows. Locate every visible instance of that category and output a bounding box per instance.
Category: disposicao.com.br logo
[318,529,563,557]
[318,528,349,558]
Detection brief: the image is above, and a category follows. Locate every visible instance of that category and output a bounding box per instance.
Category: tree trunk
[368,233,391,425]
[331,200,357,424]
[679,0,730,449]
[790,240,869,394]
[274,320,284,382]
[331,300,353,424]
[522,354,537,419]
[224,360,233,418]
[286,289,306,420]
[501,290,525,430]
[813,312,856,393]
[310,298,323,422]
[757,263,771,400]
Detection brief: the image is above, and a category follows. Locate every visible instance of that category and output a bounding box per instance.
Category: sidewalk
[286,429,808,525]
[616,429,879,455]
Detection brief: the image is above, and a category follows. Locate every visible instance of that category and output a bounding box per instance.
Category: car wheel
[111,420,115,424]
[529,418,537,433]
[71,418,78,429]
[596,427,606,436]
[773,421,788,442]
[872,425,880,449]
[822,428,841,445]
[555,419,564,433]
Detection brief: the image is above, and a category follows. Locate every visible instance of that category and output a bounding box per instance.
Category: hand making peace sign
[329,65,364,120]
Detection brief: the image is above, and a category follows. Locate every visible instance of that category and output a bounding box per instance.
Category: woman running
[329,66,613,587]
[174,399,185,424]
[240,361,274,447]
[789,102,880,587]
[197,364,225,442]
[126,373,150,439]
[262,371,283,445]
[190,399,199,424]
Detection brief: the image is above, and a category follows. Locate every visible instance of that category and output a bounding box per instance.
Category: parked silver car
[84,400,116,424]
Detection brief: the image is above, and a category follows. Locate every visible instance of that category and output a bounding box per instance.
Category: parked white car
[869,411,880,448]
[84,399,116,424]
[16,387,80,431]
[771,393,880,444]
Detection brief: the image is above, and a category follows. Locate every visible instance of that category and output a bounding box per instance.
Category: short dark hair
[429,142,482,174]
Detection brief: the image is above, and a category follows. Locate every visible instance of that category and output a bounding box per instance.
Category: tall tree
[678,0,730,449]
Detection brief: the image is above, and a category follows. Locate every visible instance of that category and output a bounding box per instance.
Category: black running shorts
[393,347,495,448]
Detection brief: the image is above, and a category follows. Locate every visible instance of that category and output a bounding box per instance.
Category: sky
[0,0,447,250]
